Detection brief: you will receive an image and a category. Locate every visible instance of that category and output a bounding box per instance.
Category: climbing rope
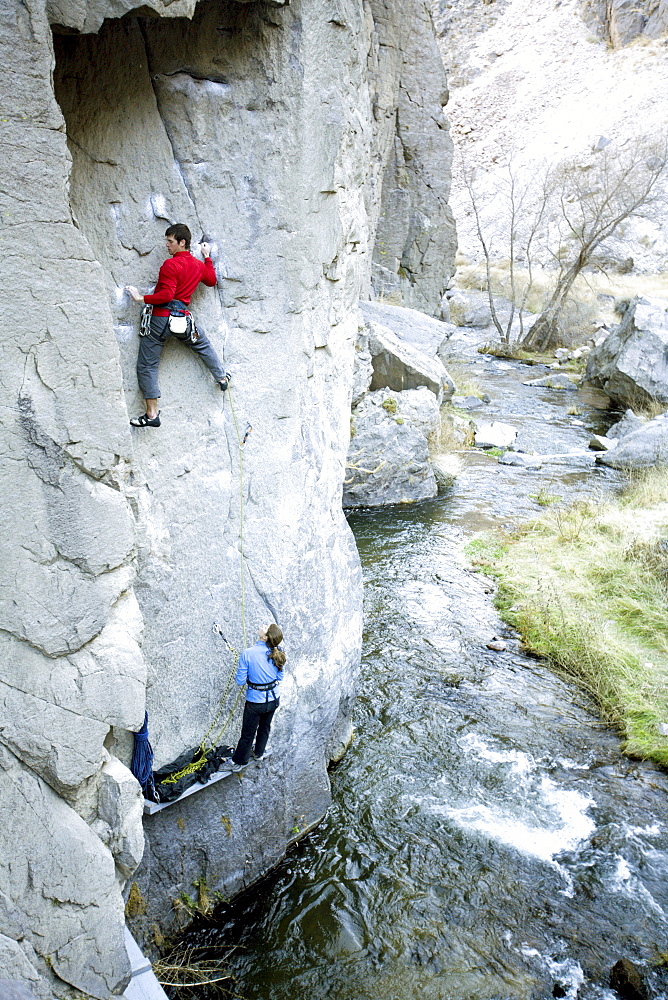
[158,384,249,786]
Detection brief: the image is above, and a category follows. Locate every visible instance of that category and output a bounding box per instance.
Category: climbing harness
[247,678,278,705]
[147,383,249,799]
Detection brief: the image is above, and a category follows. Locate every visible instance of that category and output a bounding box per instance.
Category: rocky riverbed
[176,326,668,1000]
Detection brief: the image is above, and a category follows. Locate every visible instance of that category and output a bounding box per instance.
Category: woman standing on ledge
[225,624,285,772]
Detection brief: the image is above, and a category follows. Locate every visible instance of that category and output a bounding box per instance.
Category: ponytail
[265,623,286,671]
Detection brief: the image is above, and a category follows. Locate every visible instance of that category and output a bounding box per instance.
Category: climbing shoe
[130,411,161,428]
[220,759,245,773]
[252,749,272,761]
[218,372,232,392]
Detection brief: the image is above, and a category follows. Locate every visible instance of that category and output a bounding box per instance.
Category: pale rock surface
[366,320,451,399]
[0,0,455,993]
[0,982,38,1000]
[451,395,486,410]
[352,346,375,407]
[0,941,45,1000]
[597,413,668,468]
[369,4,457,312]
[474,421,518,449]
[359,300,456,358]
[582,0,668,46]
[448,289,500,328]
[606,409,648,440]
[344,389,440,507]
[586,298,668,408]
[0,746,130,1000]
[442,411,476,446]
[589,434,617,452]
[92,759,145,879]
[523,374,580,391]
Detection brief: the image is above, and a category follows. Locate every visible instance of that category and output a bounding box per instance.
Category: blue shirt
[235,641,283,703]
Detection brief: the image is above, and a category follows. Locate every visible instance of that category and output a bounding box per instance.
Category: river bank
[470,468,668,768]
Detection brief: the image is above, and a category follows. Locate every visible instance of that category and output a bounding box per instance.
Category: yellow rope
[159,384,247,786]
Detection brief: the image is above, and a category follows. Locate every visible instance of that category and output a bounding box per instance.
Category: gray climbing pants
[137,312,226,400]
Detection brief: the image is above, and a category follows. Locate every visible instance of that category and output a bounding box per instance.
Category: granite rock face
[367,1,457,314]
[344,388,440,507]
[586,298,668,408]
[1,0,454,995]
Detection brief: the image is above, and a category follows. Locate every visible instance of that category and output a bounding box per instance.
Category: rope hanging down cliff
[136,385,252,800]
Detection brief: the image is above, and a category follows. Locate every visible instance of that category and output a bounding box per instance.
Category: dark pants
[232,699,279,765]
[137,310,226,400]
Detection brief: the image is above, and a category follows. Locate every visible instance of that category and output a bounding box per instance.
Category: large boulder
[364,320,453,401]
[586,298,668,408]
[597,413,668,468]
[344,389,440,507]
[474,421,517,450]
[359,300,455,359]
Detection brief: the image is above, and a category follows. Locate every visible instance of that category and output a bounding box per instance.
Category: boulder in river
[523,374,580,391]
[609,958,648,1000]
[344,389,440,508]
[498,452,543,468]
[586,297,668,408]
[474,421,518,449]
[365,319,453,401]
[606,409,647,440]
[359,300,455,360]
[596,413,668,468]
[452,395,487,410]
[589,433,617,451]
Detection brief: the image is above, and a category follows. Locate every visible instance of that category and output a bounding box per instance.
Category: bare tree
[462,158,551,344]
[522,136,668,352]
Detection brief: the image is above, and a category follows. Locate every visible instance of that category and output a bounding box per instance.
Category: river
[183,328,668,1000]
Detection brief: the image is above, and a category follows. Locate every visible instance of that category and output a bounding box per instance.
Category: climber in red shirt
[125,223,230,428]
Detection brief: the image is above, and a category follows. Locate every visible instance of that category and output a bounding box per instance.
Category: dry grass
[467,468,668,766]
[154,943,240,1000]
[441,355,483,398]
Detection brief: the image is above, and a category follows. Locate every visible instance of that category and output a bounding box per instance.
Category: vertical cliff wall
[0,1,454,996]
[367,1,456,315]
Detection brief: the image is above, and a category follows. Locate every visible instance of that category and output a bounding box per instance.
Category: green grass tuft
[468,470,668,768]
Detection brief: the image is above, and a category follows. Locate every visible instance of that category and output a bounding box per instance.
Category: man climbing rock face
[125,223,230,427]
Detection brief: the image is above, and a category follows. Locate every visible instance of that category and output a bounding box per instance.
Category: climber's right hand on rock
[125,286,144,302]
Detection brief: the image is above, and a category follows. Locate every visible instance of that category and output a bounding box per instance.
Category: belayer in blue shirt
[224,623,285,771]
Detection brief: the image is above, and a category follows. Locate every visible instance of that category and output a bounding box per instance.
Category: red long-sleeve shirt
[144,251,217,317]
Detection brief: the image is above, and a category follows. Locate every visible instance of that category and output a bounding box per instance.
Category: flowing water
[186,330,668,999]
